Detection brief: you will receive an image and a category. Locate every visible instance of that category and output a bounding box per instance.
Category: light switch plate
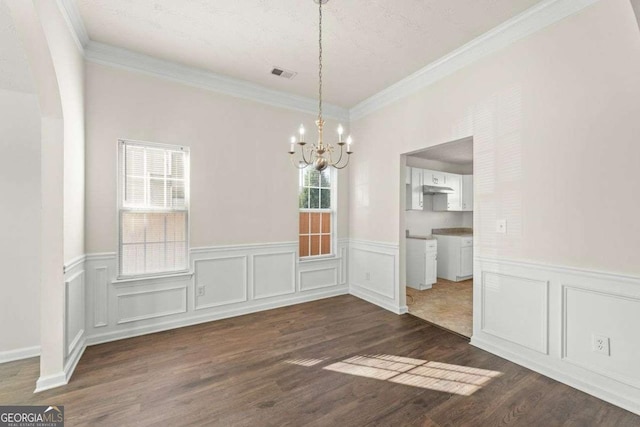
[496,219,507,234]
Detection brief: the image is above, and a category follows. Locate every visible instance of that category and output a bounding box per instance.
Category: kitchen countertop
[432,228,473,237]
[406,234,437,241]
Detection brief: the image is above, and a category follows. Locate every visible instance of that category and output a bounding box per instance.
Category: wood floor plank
[0,295,637,426]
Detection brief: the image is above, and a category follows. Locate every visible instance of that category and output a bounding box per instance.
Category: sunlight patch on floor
[322,354,502,396]
[283,357,328,367]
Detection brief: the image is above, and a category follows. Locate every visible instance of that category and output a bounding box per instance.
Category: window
[118,139,189,277]
[299,167,333,257]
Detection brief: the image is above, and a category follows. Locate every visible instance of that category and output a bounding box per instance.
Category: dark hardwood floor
[1,295,637,426]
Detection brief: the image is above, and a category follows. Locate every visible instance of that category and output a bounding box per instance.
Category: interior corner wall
[84,62,349,254]
[350,0,640,275]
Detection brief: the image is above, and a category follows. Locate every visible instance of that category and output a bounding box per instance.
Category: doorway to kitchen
[401,137,474,338]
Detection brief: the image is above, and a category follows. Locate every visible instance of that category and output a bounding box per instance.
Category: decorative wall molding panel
[348,239,405,314]
[194,256,248,310]
[116,285,188,324]
[472,257,640,416]
[481,271,549,354]
[83,241,349,346]
[252,252,296,299]
[65,270,85,357]
[349,0,601,120]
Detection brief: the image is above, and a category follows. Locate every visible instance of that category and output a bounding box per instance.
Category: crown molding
[56,0,89,52]
[55,0,598,123]
[84,41,350,121]
[349,0,601,121]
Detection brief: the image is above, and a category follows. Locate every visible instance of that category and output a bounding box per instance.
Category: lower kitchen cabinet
[406,238,437,290]
[434,235,473,282]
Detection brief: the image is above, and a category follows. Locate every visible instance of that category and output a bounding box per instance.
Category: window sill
[113,271,193,285]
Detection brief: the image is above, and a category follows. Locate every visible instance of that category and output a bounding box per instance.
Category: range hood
[422,185,454,195]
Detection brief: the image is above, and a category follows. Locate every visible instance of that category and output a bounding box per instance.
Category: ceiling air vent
[271,67,297,80]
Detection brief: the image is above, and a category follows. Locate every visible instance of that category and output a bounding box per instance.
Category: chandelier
[288,0,353,171]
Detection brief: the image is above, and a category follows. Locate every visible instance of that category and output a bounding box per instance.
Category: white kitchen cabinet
[406,167,424,210]
[434,235,473,282]
[424,169,446,187]
[406,238,438,290]
[461,175,473,211]
[433,173,461,211]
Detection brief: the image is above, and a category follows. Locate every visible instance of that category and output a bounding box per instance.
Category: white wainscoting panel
[116,285,188,324]
[348,240,404,314]
[65,270,85,357]
[299,261,338,291]
[93,267,108,327]
[195,256,248,310]
[472,257,640,416]
[481,271,548,354]
[83,241,348,346]
[563,285,640,390]
[252,252,296,299]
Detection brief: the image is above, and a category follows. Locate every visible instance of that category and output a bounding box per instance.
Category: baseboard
[35,372,67,393]
[471,336,640,416]
[86,287,348,346]
[64,338,86,382]
[349,285,404,314]
[0,346,40,364]
[34,338,86,393]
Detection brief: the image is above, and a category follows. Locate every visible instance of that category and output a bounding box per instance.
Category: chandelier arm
[330,144,344,166]
[290,154,309,169]
[332,153,351,170]
[300,144,313,165]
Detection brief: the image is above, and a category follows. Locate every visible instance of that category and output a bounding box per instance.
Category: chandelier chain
[318,0,323,122]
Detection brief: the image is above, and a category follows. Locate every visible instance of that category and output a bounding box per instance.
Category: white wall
[0,0,40,360]
[349,0,640,414]
[84,61,348,253]
[351,0,640,276]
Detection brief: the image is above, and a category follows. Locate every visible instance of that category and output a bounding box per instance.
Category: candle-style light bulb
[337,124,344,143]
[346,135,353,152]
[290,136,296,152]
[299,124,305,143]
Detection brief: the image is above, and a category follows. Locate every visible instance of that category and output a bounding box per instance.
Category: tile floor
[406,278,473,337]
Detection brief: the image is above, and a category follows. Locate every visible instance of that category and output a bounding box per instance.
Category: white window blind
[118,140,189,277]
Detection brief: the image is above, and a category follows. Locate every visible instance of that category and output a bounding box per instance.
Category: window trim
[116,138,191,279]
[298,167,337,259]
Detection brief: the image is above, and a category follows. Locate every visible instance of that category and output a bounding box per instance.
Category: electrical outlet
[592,334,610,356]
[197,286,205,297]
[496,219,507,234]
[365,272,371,281]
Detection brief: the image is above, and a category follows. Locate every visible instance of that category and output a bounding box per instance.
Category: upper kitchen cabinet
[433,173,461,211]
[433,173,473,212]
[462,175,473,211]
[406,167,424,210]
[424,170,446,187]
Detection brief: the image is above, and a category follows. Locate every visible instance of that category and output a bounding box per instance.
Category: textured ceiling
[75,0,543,107]
[0,0,35,93]
[411,137,474,165]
